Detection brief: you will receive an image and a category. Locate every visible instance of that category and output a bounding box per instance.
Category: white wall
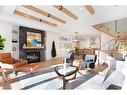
[0,19,115,60]
[0,20,63,60]
[0,21,12,52]
[84,38,90,48]
[46,31,73,59]
[12,25,19,59]
[46,31,60,59]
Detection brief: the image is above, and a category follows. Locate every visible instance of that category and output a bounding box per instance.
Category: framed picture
[12,44,18,52]
[12,30,18,43]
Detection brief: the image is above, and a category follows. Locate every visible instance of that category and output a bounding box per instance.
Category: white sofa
[102,52,126,89]
[76,52,127,90]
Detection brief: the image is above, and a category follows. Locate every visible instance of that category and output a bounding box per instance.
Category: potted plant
[0,35,6,50]
[51,41,56,58]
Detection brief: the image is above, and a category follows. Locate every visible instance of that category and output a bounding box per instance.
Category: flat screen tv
[27,32,42,47]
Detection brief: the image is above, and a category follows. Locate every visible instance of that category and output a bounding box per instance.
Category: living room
[0,2,127,95]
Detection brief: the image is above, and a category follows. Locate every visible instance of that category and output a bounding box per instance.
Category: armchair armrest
[13,59,20,63]
[13,60,27,69]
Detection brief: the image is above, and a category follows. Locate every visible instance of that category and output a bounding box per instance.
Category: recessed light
[64,14,68,17]
[79,7,83,10]
[27,12,31,15]
[115,5,119,7]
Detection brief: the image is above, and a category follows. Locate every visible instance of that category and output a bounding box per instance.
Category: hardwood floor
[33,58,62,70]
[80,63,108,74]
[0,58,108,89]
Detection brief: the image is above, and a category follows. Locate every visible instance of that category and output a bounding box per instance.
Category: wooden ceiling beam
[85,5,95,15]
[54,6,78,20]
[14,10,57,27]
[22,5,66,24]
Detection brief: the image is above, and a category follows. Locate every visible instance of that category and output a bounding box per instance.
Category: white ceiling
[1,6,127,37]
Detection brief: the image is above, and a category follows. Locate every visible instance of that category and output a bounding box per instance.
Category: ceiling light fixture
[47,14,50,17]
[107,28,109,31]
[100,25,102,28]
[73,32,80,49]
[79,7,83,10]
[59,6,63,10]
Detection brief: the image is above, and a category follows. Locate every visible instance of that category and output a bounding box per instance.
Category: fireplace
[26,51,40,63]
[19,26,45,63]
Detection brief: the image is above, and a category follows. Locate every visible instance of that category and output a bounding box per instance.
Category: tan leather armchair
[0,52,39,75]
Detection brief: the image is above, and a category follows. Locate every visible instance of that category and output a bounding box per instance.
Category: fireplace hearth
[26,51,40,63]
[19,48,45,63]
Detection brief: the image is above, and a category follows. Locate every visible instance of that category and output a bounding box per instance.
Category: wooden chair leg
[1,69,7,81]
[14,71,18,76]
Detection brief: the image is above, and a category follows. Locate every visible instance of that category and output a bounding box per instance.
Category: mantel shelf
[23,46,44,49]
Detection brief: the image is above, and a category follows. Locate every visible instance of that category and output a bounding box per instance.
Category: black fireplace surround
[19,26,45,63]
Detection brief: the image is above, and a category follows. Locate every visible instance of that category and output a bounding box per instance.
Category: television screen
[27,32,41,47]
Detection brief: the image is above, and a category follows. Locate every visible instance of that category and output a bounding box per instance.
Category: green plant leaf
[0,35,6,49]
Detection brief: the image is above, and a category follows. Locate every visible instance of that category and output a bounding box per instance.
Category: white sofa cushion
[103,71,125,88]
[116,61,125,71]
[0,62,13,69]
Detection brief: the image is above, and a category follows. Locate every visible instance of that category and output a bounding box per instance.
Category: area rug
[19,67,99,90]
[0,66,107,90]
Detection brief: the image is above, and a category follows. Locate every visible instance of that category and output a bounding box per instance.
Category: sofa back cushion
[0,52,14,64]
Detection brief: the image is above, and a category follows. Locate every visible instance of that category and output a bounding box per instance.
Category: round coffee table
[54,65,78,89]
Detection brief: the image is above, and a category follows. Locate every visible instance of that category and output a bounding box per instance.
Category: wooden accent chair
[0,68,8,81]
[0,52,39,75]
